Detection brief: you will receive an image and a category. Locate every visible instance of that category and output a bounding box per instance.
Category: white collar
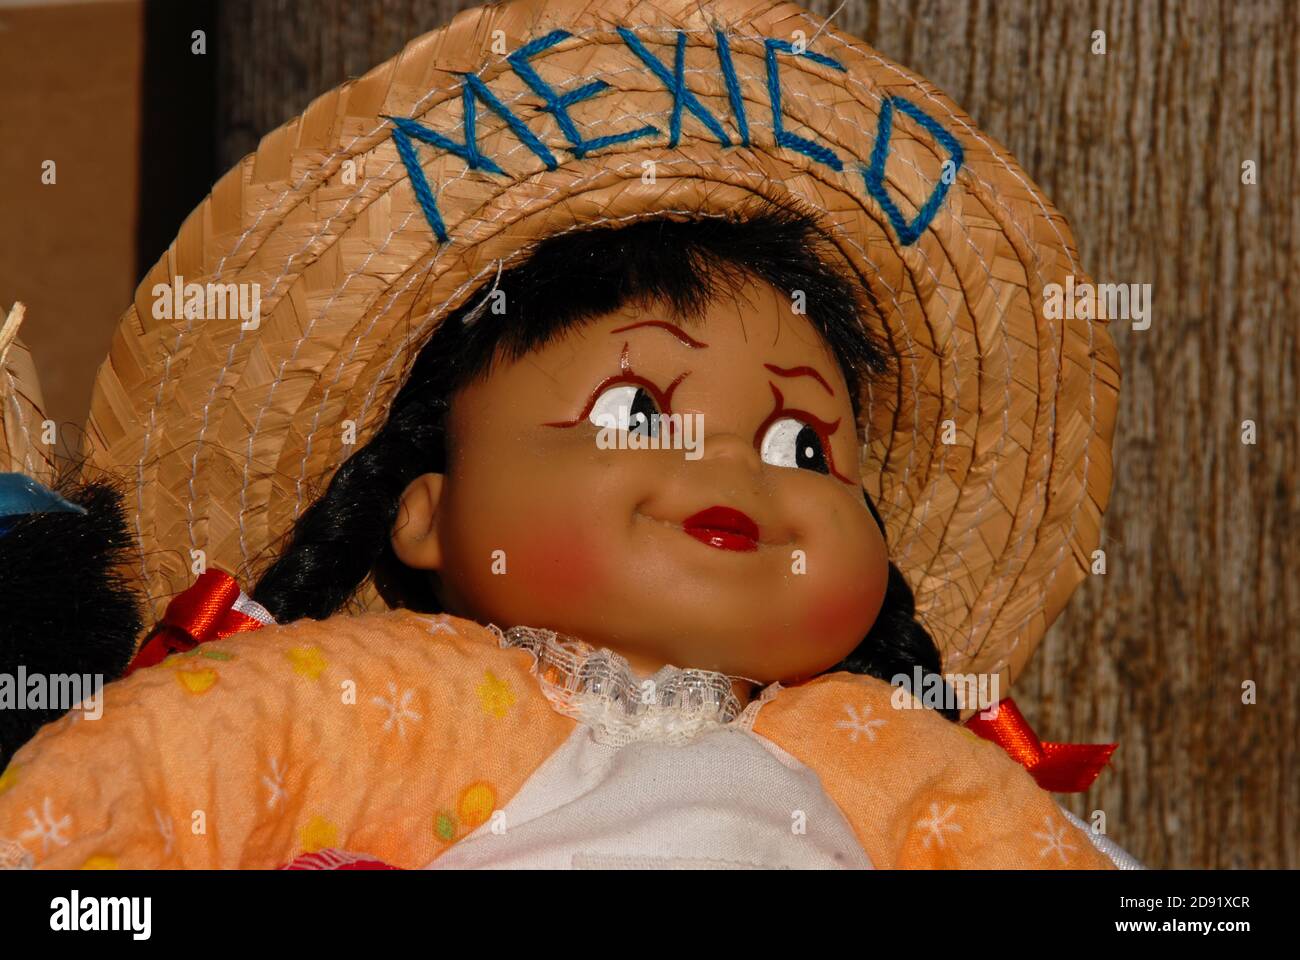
[496,624,747,746]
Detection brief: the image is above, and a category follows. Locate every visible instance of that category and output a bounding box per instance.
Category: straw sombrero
[81,0,1119,686]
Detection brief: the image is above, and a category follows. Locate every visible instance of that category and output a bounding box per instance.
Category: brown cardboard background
[0,0,142,446]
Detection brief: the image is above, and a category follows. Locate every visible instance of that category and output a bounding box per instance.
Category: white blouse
[428,625,871,869]
[427,626,1141,870]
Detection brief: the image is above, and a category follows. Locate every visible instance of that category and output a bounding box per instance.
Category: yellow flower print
[169,648,234,694]
[477,671,516,718]
[174,667,218,695]
[80,855,118,869]
[286,646,328,680]
[300,815,338,854]
[457,782,496,830]
[0,765,18,796]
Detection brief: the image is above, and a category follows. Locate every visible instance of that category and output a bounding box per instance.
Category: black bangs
[413,201,890,418]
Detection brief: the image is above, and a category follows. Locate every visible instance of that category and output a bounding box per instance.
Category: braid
[251,390,446,623]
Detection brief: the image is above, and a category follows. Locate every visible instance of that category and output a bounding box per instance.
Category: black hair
[0,474,143,768]
[251,204,957,721]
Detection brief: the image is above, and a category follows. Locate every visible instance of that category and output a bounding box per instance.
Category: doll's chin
[540,601,861,679]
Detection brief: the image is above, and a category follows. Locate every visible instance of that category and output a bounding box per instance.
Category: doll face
[394,278,890,685]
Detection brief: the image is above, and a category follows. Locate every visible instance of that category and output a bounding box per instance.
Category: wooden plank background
[214,0,1299,868]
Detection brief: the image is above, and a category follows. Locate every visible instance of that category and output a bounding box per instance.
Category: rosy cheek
[797,552,889,653]
[745,572,883,682]
[797,582,868,643]
[508,521,609,607]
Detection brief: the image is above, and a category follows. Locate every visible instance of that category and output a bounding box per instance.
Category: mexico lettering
[387,29,964,249]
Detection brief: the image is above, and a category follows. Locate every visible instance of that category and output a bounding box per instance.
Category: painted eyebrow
[609,320,709,349]
[763,363,834,396]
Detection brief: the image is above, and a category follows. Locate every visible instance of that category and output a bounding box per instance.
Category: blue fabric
[0,473,85,537]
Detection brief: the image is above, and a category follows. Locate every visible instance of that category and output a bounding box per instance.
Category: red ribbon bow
[965,697,1117,792]
[125,570,270,675]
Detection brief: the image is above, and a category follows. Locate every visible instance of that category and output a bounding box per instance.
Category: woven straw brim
[1,303,55,486]
[86,0,1119,685]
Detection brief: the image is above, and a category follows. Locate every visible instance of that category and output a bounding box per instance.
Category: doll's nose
[695,430,763,474]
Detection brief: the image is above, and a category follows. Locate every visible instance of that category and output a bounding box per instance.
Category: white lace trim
[498,625,749,746]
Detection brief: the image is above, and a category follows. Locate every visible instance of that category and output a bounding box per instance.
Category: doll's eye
[589,383,661,437]
[760,417,830,474]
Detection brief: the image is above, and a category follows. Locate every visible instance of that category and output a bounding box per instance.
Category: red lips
[681,506,760,552]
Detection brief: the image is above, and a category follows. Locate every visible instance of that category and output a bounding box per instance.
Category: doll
[250,207,950,707]
[0,0,1130,869]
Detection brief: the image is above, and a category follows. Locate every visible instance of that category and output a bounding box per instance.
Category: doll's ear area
[390,472,446,571]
